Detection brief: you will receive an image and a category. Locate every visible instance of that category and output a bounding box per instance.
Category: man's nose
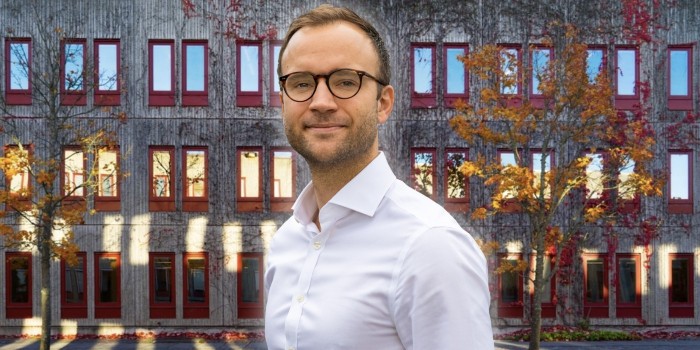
[308,77,338,112]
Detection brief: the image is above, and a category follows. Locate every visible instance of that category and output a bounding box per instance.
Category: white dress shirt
[264,153,493,350]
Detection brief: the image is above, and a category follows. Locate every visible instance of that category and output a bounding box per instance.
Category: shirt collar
[292,152,396,225]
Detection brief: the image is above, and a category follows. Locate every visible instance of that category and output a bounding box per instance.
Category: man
[264,5,493,349]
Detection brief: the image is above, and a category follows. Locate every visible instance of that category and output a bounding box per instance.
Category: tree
[451,21,662,350]
[0,2,125,349]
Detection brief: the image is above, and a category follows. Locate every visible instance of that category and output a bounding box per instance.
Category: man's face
[279,22,393,170]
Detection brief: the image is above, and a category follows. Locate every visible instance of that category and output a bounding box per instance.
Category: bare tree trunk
[529,231,546,350]
[39,221,52,350]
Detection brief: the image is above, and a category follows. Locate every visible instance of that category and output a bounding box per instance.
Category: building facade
[1,0,700,335]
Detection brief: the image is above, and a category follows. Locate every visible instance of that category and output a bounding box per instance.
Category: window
[586,47,605,83]
[583,253,608,318]
[183,252,209,318]
[617,156,639,212]
[411,43,436,108]
[237,252,264,318]
[615,47,639,109]
[270,148,296,212]
[148,40,175,106]
[149,147,175,211]
[498,150,521,212]
[269,41,282,107]
[669,151,693,214]
[531,151,552,199]
[237,147,263,212]
[95,252,120,318]
[585,152,605,201]
[530,255,557,318]
[182,40,208,106]
[61,39,87,105]
[5,38,32,105]
[6,252,32,318]
[149,252,176,318]
[3,144,32,204]
[443,44,468,107]
[669,253,694,318]
[237,41,262,107]
[498,254,523,318]
[62,147,85,198]
[616,254,641,318]
[667,46,692,110]
[530,47,552,108]
[61,252,87,319]
[500,46,521,95]
[444,148,468,211]
[94,39,120,105]
[182,147,208,212]
[94,148,120,212]
[411,148,436,199]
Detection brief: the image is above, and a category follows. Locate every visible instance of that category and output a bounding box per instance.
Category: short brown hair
[277,4,391,85]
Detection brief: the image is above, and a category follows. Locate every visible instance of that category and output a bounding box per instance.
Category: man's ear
[279,92,285,112]
[377,85,394,125]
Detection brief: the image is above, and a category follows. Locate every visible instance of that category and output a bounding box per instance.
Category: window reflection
[9,42,30,90]
[97,43,118,91]
[64,43,84,91]
[272,151,293,198]
[586,153,604,199]
[272,45,281,92]
[532,49,550,94]
[185,150,206,198]
[65,256,85,303]
[618,157,635,200]
[154,257,173,303]
[152,150,172,197]
[6,146,30,194]
[413,47,433,94]
[532,152,552,198]
[500,260,519,303]
[501,48,519,94]
[618,258,637,303]
[240,151,260,198]
[412,151,434,197]
[98,150,118,197]
[186,44,205,91]
[241,257,260,303]
[671,258,690,303]
[64,149,84,196]
[670,153,689,200]
[446,151,466,199]
[98,256,118,303]
[10,256,29,303]
[669,50,689,96]
[616,49,636,95]
[152,44,172,91]
[446,48,466,94]
[586,49,604,83]
[240,45,259,92]
[186,258,206,303]
[586,259,605,303]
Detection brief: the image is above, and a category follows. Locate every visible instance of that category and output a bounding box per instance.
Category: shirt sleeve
[390,226,494,350]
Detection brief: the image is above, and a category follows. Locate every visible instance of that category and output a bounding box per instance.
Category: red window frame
[182,40,209,106]
[529,46,553,109]
[237,252,264,318]
[60,39,87,106]
[443,43,468,108]
[183,252,209,318]
[237,40,263,107]
[3,144,33,206]
[530,254,557,318]
[270,147,297,212]
[497,253,524,318]
[411,148,437,199]
[149,252,176,318]
[667,46,693,111]
[149,146,175,212]
[61,252,87,319]
[499,44,523,107]
[94,252,121,318]
[669,253,694,318]
[615,253,641,318]
[5,38,32,105]
[614,46,640,110]
[148,40,175,106]
[410,43,437,108]
[94,39,121,106]
[583,253,609,318]
[269,40,283,107]
[5,252,32,318]
[94,147,120,212]
[444,148,469,212]
[668,150,693,214]
[61,146,86,200]
[237,147,263,212]
[182,146,208,212]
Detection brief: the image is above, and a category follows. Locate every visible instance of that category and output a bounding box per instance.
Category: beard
[284,109,379,171]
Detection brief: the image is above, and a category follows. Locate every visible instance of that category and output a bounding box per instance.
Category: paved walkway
[3,339,700,349]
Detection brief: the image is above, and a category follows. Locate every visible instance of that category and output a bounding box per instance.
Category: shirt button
[313,241,322,250]
[296,295,305,303]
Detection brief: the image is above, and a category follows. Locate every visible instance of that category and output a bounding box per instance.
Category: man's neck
[309,151,379,215]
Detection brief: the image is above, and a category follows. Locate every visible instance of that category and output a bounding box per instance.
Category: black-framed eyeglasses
[279,68,388,102]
